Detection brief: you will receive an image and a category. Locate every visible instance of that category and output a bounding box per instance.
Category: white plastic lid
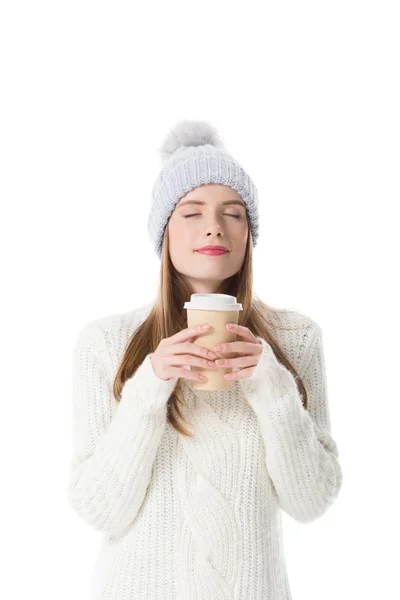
[184,293,242,311]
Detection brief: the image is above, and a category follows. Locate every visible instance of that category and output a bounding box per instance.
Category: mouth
[195,245,229,253]
[195,248,229,256]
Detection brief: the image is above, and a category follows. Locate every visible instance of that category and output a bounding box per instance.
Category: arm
[239,322,343,523]
[66,322,177,536]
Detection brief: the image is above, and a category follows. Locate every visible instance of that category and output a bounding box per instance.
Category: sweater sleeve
[239,323,343,524]
[66,322,178,536]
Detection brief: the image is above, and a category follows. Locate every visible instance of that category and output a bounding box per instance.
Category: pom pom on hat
[159,119,225,163]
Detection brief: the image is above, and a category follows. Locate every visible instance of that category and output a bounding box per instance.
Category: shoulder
[261,303,321,334]
[259,303,323,376]
[73,301,154,362]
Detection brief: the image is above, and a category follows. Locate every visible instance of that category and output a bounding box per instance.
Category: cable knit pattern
[66,301,342,600]
[175,396,242,598]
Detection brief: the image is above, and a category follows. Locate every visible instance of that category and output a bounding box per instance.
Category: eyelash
[183,214,241,219]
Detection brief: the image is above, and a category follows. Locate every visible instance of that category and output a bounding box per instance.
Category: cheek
[231,222,248,243]
[168,218,191,248]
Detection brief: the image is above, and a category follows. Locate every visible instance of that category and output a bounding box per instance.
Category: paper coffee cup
[183,293,243,390]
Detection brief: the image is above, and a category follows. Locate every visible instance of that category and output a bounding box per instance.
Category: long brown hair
[113,210,309,437]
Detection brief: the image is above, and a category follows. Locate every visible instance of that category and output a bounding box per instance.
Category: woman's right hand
[150,324,218,382]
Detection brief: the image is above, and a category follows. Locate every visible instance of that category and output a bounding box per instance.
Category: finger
[167,353,216,370]
[168,341,217,360]
[169,366,208,382]
[166,324,210,344]
[225,323,257,341]
[215,355,259,368]
[224,366,255,379]
[214,341,261,355]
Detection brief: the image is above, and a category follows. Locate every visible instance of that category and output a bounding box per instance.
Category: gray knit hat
[147,120,260,259]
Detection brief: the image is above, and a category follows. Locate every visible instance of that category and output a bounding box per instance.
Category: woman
[67,120,343,600]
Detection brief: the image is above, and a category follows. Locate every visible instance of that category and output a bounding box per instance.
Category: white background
[1,0,399,598]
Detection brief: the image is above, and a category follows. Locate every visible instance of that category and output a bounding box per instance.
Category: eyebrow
[176,199,246,209]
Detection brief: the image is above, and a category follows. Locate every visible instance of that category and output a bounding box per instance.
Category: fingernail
[208,351,217,358]
[214,345,222,351]
[227,324,235,329]
[201,325,209,330]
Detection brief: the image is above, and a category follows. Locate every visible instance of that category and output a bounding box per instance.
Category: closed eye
[183,214,241,219]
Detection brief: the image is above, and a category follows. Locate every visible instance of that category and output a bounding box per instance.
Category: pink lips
[196,249,228,256]
[195,245,229,256]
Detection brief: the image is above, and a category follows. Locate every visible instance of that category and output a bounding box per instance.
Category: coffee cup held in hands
[184,293,243,390]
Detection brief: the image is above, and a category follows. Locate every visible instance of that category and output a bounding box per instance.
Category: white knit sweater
[67,301,342,600]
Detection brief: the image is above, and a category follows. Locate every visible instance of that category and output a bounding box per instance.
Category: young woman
[67,120,343,600]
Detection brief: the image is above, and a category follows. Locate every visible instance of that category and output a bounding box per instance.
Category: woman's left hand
[212,323,264,380]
